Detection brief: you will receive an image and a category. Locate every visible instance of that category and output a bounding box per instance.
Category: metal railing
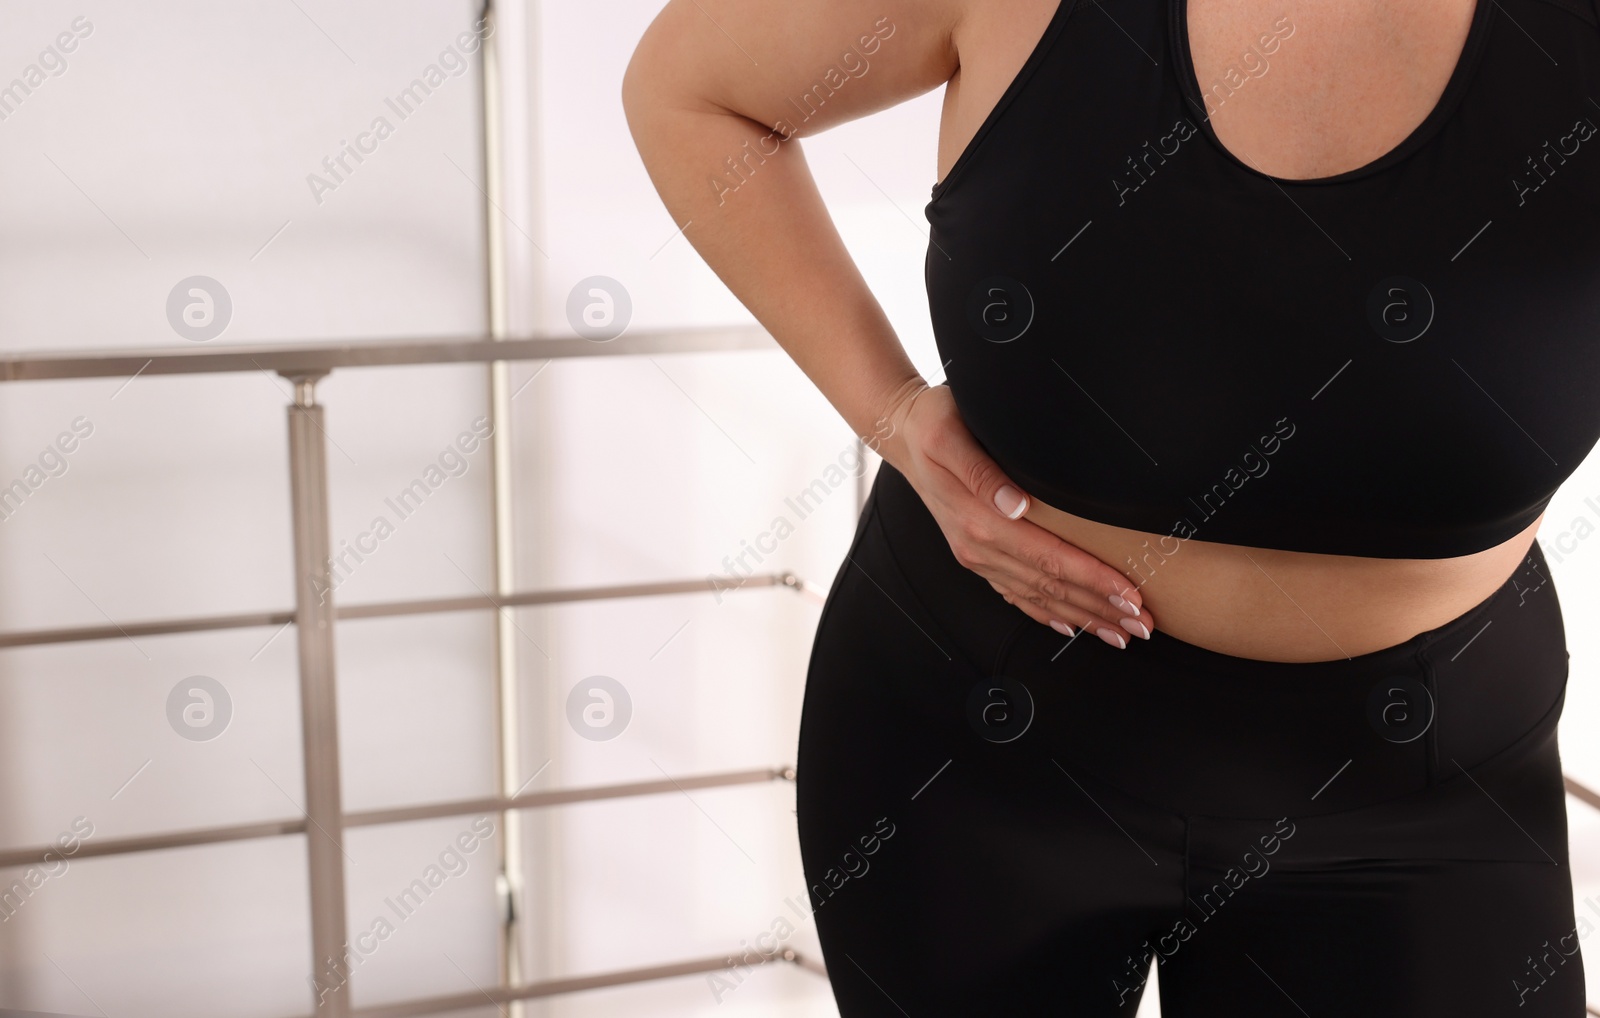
[0,324,833,1018]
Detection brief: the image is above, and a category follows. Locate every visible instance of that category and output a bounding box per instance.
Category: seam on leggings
[1181,814,1192,916]
[1418,643,1440,786]
[992,613,1037,677]
[1344,679,1568,815]
[868,491,994,680]
[1287,855,1570,868]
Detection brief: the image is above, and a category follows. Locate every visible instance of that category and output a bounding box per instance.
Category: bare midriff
[1023,501,1542,662]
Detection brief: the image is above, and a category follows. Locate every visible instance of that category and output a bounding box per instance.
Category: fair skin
[623,0,1540,663]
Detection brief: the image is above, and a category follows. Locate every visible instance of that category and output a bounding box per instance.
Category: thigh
[795,496,1183,1015]
[1163,859,1585,1016]
[1159,694,1586,1017]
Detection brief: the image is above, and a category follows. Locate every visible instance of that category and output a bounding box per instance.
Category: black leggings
[795,461,1582,1016]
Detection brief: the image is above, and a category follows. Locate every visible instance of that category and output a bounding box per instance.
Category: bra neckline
[1169,0,1496,186]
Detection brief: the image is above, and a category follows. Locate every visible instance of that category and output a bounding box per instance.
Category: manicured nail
[994,485,1028,520]
[1108,593,1140,617]
[1049,619,1075,637]
[1119,617,1151,640]
[1096,626,1127,650]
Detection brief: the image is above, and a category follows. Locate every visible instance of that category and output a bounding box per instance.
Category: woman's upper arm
[623,0,965,136]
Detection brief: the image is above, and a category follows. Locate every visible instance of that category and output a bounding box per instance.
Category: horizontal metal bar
[1566,775,1600,813]
[0,817,309,868]
[0,608,296,649]
[0,326,774,382]
[0,766,792,869]
[345,766,792,830]
[0,572,803,649]
[338,572,801,620]
[345,950,822,1018]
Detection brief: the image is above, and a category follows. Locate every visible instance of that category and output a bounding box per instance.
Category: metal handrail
[0,572,806,649]
[0,325,773,382]
[336,948,826,1018]
[1567,775,1600,813]
[0,766,794,869]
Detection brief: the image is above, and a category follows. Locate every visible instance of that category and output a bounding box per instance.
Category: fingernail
[1049,619,1075,637]
[1119,617,1151,640]
[994,485,1028,520]
[1108,593,1140,617]
[1096,626,1127,650]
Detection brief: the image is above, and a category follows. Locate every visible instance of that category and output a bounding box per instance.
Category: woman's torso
[926,0,1600,661]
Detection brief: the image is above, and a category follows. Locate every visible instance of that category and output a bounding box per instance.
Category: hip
[801,460,1571,818]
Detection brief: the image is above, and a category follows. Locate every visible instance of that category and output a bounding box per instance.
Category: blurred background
[0,2,1598,1016]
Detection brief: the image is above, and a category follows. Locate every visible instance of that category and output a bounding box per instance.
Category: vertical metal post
[477,0,530,1008]
[286,371,352,1018]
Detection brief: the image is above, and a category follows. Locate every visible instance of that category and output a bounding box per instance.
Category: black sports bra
[925,0,1600,558]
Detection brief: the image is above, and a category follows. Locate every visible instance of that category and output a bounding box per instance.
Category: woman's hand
[871,381,1153,649]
